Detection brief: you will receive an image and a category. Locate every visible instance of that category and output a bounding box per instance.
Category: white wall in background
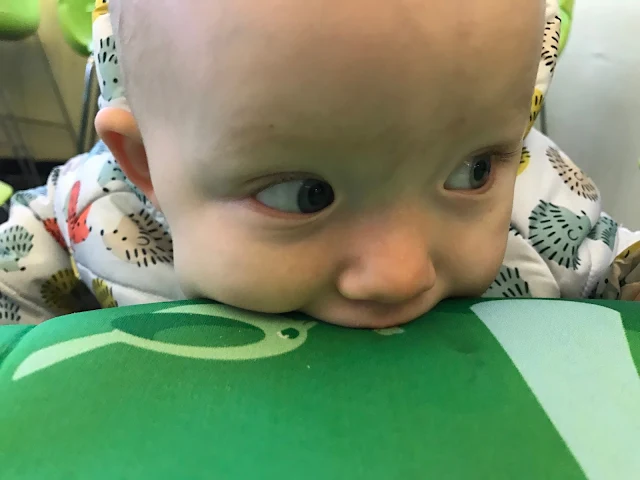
[546,0,640,229]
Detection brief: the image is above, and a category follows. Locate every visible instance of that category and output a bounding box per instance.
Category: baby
[0,0,638,328]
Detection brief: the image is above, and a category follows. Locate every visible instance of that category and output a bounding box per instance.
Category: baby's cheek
[171,226,329,313]
[448,245,504,298]
[440,212,511,297]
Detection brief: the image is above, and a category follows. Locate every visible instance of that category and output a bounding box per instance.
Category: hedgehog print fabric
[483,128,640,301]
[93,0,129,111]
[0,142,184,325]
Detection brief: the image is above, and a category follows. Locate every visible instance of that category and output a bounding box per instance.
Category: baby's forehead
[113,0,543,144]
[116,0,542,72]
[121,0,539,55]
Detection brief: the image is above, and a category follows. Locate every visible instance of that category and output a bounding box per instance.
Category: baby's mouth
[330,297,434,329]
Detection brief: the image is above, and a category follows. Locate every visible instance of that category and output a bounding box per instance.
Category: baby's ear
[95,107,160,209]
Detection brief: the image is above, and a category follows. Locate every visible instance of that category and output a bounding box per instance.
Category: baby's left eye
[255,179,335,214]
[444,153,493,191]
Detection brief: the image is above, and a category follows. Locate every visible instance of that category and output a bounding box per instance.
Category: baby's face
[140,0,544,327]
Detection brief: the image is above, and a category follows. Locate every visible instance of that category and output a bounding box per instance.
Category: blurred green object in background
[0,181,13,207]
[57,0,94,57]
[559,0,575,55]
[0,0,40,41]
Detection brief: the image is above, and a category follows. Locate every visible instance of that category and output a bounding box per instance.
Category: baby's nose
[337,228,436,304]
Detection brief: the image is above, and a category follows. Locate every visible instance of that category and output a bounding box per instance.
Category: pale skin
[96,0,545,328]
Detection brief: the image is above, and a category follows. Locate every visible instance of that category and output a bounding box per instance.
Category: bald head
[108,0,544,148]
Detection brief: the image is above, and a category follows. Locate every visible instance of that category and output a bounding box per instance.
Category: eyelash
[247,173,311,196]
[490,147,521,163]
[441,147,521,195]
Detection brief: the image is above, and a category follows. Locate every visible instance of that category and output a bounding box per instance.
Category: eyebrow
[190,126,332,189]
[190,105,527,188]
[193,120,392,169]
[193,127,311,174]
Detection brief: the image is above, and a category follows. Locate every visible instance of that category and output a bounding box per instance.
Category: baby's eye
[444,153,493,191]
[255,179,335,214]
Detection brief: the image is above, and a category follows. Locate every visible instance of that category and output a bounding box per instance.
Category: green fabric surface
[0,298,638,479]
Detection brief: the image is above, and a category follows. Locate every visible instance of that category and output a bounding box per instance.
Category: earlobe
[95,107,160,208]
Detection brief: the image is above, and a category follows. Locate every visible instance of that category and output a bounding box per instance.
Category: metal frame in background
[77,53,98,155]
[0,90,40,184]
[0,33,79,186]
[539,104,549,136]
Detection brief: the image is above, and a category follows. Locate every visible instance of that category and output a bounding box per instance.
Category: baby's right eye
[255,179,335,214]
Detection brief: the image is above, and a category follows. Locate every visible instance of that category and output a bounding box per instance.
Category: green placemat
[0,298,638,479]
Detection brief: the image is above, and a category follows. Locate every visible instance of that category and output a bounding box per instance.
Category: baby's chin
[183,282,443,329]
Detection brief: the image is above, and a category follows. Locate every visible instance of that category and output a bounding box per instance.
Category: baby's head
[96,0,551,328]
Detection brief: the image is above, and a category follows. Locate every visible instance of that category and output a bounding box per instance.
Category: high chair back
[57,0,96,154]
[0,0,42,185]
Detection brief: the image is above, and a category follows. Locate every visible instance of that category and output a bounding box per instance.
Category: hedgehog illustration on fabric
[518,147,531,176]
[99,208,173,268]
[68,209,92,245]
[0,293,21,323]
[96,35,124,102]
[0,225,34,273]
[10,190,40,210]
[526,14,561,134]
[40,269,82,315]
[49,166,61,187]
[542,15,561,75]
[92,278,118,309]
[96,35,124,104]
[66,182,92,245]
[97,157,149,205]
[485,265,532,298]
[124,180,150,207]
[592,242,640,300]
[89,140,109,156]
[528,200,591,270]
[12,188,48,223]
[97,158,127,192]
[588,215,618,251]
[43,218,67,250]
[528,90,544,135]
[546,147,599,201]
[11,182,68,250]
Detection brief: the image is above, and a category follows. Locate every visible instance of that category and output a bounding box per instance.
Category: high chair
[57,0,96,154]
[0,0,42,185]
